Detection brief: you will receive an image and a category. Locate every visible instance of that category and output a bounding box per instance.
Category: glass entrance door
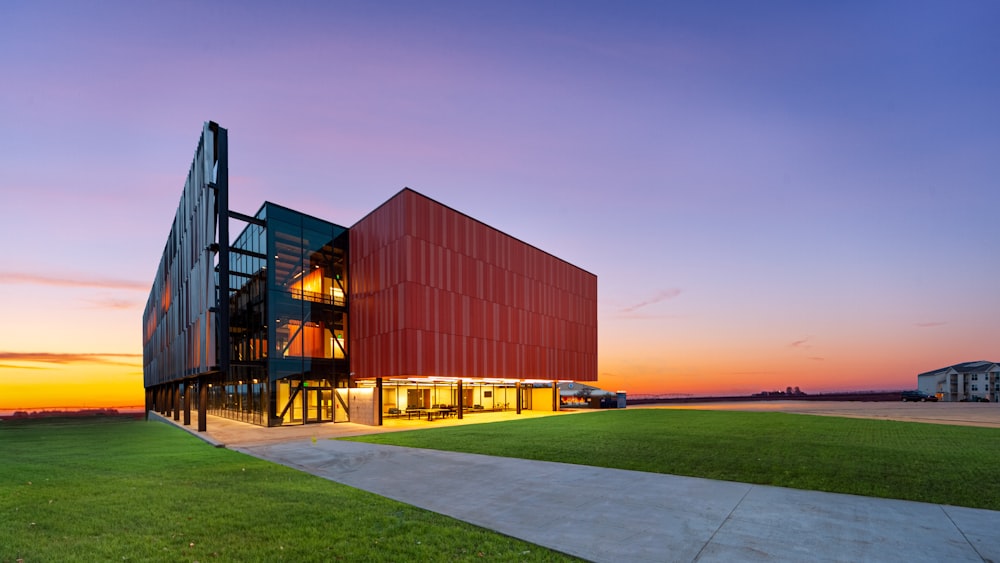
[305,386,320,423]
[304,381,334,423]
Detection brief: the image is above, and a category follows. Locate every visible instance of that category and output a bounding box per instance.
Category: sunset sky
[1,1,998,410]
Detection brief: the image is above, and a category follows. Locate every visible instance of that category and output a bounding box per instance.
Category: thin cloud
[788,337,811,349]
[0,363,49,370]
[0,272,147,291]
[809,357,825,361]
[620,288,682,313]
[0,352,143,367]
[84,297,142,310]
[915,321,947,328]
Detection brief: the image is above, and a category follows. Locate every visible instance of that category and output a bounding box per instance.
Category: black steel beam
[214,125,231,403]
[229,209,266,227]
[229,246,267,260]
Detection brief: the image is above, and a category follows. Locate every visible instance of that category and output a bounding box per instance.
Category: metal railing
[288,288,345,307]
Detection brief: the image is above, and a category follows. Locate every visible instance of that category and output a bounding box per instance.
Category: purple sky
[1,1,997,402]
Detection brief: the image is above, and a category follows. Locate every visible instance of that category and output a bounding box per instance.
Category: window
[972,374,979,381]
[972,384,979,391]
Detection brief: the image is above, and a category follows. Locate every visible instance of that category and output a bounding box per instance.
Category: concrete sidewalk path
[235,437,1000,563]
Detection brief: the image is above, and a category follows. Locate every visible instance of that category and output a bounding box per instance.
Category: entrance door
[321,389,333,420]
[303,382,334,423]
[304,386,321,423]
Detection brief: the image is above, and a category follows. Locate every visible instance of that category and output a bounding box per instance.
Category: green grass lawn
[346,408,1000,510]
[0,416,579,562]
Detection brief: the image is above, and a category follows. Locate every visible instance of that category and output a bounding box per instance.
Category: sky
[1,1,998,410]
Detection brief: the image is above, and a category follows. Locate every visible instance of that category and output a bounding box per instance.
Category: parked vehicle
[960,396,990,402]
[901,390,938,402]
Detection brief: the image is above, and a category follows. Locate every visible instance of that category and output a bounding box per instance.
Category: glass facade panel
[215,203,348,426]
[267,205,348,425]
[379,381,516,416]
[216,204,271,425]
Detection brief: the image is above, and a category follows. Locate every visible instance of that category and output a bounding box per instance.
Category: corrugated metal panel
[349,189,597,382]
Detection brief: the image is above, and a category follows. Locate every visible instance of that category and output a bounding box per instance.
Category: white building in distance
[918,361,1000,402]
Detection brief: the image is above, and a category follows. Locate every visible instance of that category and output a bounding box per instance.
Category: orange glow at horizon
[0,359,144,411]
[1,339,986,411]
[2,285,995,411]
[596,349,952,397]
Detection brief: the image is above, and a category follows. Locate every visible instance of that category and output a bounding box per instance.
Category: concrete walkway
[152,413,1000,562]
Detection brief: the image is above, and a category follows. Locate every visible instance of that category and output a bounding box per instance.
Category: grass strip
[0,416,579,562]
[346,408,1000,510]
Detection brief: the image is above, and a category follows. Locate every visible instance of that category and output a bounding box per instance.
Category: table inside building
[404,407,456,421]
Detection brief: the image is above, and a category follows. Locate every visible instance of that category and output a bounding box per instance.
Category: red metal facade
[349,189,597,382]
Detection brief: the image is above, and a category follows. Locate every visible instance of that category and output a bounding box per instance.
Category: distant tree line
[3,408,128,419]
[753,386,807,397]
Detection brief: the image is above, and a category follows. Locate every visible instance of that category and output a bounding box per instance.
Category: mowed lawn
[347,408,1000,511]
[0,416,579,562]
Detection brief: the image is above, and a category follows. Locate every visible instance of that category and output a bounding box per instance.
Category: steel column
[376,377,383,426]
[183,382,192,426]
[198,377,207,432]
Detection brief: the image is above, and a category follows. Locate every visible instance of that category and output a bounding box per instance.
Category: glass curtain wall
[267,204,349,426]
[214,205,269,425]
[379,381,517,417]
[214,203,349,426]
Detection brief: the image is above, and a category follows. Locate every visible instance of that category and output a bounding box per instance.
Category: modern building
[142,122,598,429]
[917,361,1000,402]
